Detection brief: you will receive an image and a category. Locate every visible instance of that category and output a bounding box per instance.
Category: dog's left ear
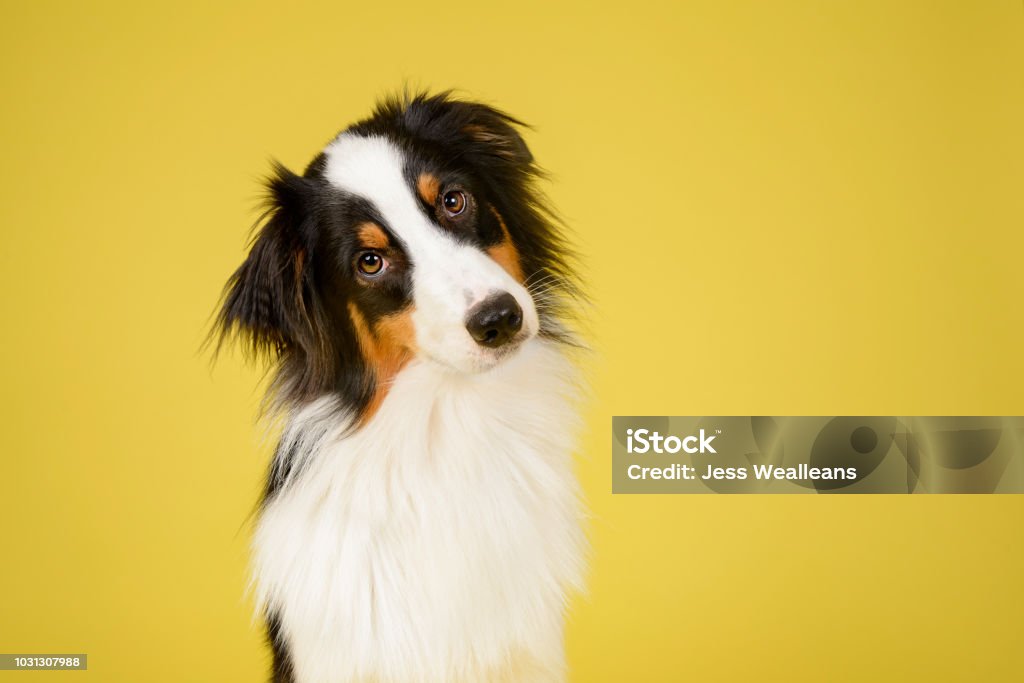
[457,102,534,167]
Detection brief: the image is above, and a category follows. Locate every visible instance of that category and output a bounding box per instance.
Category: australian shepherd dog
[214,92,586,683]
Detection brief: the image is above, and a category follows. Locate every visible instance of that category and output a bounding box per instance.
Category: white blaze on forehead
[322,133,539,373]
[322,133,495,293]
[323,135,430,252]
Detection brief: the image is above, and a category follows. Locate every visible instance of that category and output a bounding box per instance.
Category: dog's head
[214,93,575,417]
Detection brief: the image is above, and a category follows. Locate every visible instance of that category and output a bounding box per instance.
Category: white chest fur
[253,340,586,683]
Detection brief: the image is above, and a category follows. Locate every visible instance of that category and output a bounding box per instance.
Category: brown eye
[442,190,467,216]
[356,252,386,277]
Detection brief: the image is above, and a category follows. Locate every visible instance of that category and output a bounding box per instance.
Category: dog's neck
[253,337,586,682]
[268,337,581,496]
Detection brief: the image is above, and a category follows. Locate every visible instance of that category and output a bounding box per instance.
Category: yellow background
[2,1,1022,680]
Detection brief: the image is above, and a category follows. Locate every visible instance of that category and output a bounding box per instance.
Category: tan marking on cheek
[356,222,390,250]
[374,309,416,356]
[347,302,416,422]
[417,173,440,205]
[486,205,525,283]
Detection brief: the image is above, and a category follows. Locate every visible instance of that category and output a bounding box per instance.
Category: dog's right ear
[211,162,320,361]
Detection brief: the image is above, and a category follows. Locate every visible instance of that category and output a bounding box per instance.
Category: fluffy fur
[214,92,585,683]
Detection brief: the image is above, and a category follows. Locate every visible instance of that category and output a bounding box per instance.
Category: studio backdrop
[1,1,1022,681]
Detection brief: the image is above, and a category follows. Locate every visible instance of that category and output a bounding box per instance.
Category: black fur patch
[266,611,294,683]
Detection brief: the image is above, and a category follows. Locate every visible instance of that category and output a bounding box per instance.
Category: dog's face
[216,94,573,416]
[321,133,537,375]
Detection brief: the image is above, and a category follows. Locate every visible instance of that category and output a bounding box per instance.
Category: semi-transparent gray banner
[612,417,1024,493]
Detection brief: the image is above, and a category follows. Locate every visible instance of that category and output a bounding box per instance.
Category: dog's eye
[442,190,467,217]
[355,252,387,277]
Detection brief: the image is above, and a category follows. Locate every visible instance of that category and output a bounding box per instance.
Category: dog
[213,92,586,683]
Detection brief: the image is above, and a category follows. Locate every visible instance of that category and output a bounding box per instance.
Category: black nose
[465,292,523,348]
